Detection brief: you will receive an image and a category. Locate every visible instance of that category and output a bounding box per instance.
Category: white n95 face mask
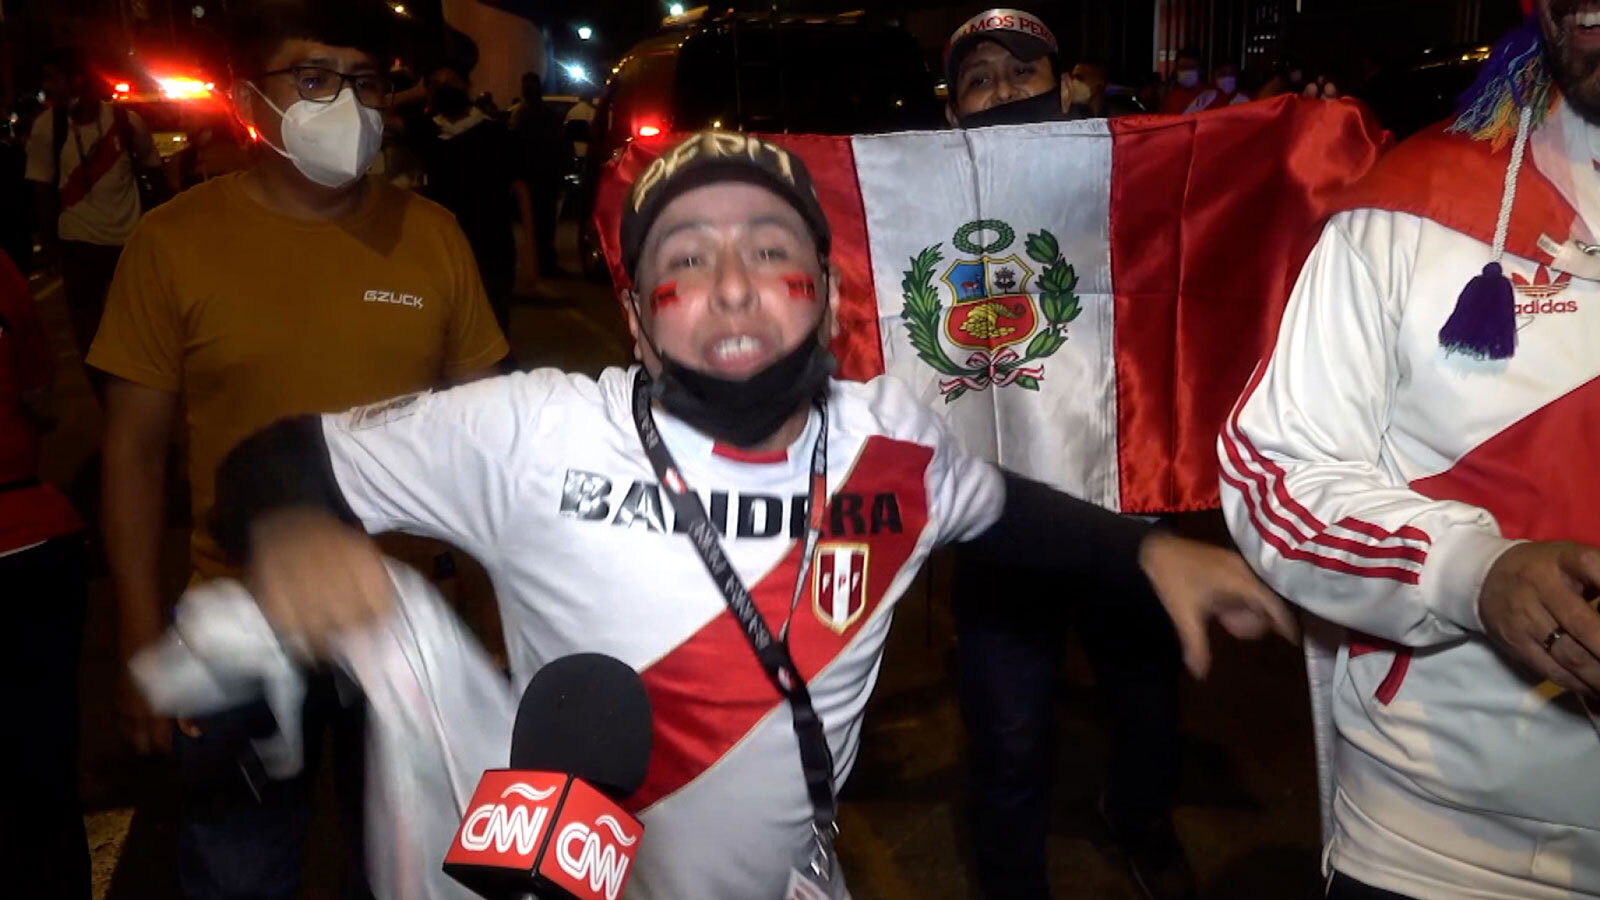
[250,84,384,188]
[1068,77,1093,106]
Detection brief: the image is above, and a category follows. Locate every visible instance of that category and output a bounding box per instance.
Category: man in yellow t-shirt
[93,164,507,582]
[87,2,506,896]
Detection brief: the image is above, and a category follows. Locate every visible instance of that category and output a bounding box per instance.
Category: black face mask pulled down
[957,88,1069,128]
[650,336,835,448]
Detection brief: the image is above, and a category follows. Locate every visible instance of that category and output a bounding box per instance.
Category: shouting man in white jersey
[1221,2,1600,898]
[208,129,1291,898]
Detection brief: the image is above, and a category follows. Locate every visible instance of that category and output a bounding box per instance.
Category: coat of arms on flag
[813,543,869,633]
[901,219,1081,402]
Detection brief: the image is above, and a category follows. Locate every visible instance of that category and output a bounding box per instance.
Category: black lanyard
[630,370,838,835]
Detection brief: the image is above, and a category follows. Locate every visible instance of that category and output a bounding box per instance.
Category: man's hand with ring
[1478,541,1600,696]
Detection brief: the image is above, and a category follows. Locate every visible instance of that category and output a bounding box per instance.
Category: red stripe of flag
[1109,97,1389,513]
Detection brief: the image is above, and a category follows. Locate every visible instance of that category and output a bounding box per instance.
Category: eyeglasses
[255,66,394,109]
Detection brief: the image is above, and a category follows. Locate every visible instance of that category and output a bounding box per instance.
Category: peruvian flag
[595,96,1388,513]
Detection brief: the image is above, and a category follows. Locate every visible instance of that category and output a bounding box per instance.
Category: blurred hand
[247,508,393,651]
[116,672,172,755]
[1138,531,1298,678]
[1479,541,1600,697]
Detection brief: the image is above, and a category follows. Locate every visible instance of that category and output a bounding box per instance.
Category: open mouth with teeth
[702,333,775,376]
[1565,2,1600,34]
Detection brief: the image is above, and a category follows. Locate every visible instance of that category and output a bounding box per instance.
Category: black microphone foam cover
[509,653,653,799]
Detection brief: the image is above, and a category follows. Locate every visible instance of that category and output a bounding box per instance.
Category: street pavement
[33,222,1323,899]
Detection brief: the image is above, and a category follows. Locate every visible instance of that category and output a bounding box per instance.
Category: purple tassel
[1439,262,1517,360]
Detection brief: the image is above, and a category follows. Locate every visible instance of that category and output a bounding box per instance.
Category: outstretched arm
[961,472,1295,678]
[212,376,529,647]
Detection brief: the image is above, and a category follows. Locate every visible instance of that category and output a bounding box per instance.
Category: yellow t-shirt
[89,173,509,579]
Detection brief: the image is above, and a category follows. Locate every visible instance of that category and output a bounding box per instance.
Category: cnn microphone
[444,653,653,900]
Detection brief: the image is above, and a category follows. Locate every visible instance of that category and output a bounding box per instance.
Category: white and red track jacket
[1220,198,1600,898]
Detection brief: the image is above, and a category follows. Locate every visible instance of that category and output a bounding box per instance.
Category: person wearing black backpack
[24,46,170,374]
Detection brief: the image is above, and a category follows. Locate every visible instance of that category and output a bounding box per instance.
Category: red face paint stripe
[782,274,818,302]
[650,282,680,313]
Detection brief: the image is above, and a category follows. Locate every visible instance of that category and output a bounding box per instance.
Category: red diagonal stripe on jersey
[628,435,933,813]
[1411,374,1600,545]
[60,119,128,209]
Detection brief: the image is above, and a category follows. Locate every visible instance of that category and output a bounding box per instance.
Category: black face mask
[430,85,472,118]
[957,89,1068,128]
[650,336,835,448]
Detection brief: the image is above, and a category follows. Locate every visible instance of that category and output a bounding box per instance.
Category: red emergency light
[158,77,213,100]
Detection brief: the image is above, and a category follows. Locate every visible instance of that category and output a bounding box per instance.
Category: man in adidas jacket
[1220,4,1600,898]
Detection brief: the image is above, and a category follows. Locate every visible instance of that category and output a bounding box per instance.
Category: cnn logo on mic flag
[446,771,564,868]
[538,778,641,900]
[444,769,643,900]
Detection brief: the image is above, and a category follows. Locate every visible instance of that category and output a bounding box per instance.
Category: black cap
[944,8,1059,94]
[619,130,832,282]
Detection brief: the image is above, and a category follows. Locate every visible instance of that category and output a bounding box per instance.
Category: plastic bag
[131,561,517,900]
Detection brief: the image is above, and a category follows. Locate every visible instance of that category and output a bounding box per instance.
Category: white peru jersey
[322,366,1005,899]
[1220,208,1600,899]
